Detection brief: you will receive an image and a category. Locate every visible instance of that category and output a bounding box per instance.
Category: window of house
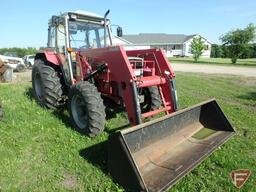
[172,45,181,50]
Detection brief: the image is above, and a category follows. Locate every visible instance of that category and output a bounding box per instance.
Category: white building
[112,33,212,58]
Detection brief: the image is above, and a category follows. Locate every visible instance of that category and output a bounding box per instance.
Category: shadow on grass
[25,87,130,135]
[79,141,130,191]
[25,87,73,130]
[25,87,34,101]
[79,141,108,173]
[237,92,256,101]
[51,107,130,136]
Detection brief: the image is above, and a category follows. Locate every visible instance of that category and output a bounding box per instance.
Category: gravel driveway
[13,70,32,83]
[2,63,256,84]
[171,63,256,77]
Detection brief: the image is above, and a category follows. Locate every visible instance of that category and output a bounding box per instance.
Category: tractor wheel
[16,64,25,72]
[32,60,64,109]
[68,81,106,137]
[0,100,3,120]
[139,86,162,113]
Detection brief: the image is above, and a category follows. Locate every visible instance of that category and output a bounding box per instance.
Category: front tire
[32,59,64,109]
[68,81,106,137]
[139,86,162,113]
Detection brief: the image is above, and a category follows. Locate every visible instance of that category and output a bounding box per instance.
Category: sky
[0,0,255,48]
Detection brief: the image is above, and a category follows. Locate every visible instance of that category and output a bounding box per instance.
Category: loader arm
[78,46,177,125]
[78,46,142,125]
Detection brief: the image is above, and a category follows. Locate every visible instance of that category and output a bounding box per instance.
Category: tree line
[0,47,37,58]
[191,23,256,63]
[211,43,256,59]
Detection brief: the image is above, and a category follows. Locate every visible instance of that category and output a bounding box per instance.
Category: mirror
[117,26,123,37]
[51,16,59,25]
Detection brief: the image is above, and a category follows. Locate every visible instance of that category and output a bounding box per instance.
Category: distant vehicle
[0,52,26,72]
[23,55,35,67]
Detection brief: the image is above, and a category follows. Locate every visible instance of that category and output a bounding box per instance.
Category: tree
[0,47,37,58]
[190,37,205,62]
[211,44,223,58]
[220,23,256,63]
[210,44,217,58]
[240,44,254,59]
[253,44,256,58]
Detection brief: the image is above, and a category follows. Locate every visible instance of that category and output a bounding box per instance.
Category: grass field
[169,57,256,66]
[0,72,256,191]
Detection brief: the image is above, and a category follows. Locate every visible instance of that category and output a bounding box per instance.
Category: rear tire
[140,86,162,113]
[32,59,64,109]
[68,81,106,137]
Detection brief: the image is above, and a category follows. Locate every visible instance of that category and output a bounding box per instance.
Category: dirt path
[2,63,256,84]
[171,63,256,77]
[13,70,32,83]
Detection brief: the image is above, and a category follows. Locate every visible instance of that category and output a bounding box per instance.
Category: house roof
[122,33,198,45]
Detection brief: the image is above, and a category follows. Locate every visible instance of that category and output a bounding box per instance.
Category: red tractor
[32,10,178,136]
[32,10,235,192]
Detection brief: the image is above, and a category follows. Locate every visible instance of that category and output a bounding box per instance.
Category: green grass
[0,72,256,191]
[192,128,217,140]
[169,57,256,67]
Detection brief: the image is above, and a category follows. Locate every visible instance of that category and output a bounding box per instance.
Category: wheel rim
[34,73,43,100]
[71,94,88,129]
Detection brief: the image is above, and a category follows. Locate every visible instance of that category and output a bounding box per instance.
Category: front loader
[32,10,235,191]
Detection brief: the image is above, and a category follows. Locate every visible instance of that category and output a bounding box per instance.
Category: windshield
[68,20,111,49]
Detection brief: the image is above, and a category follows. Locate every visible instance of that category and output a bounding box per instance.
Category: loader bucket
[108,99,235,192]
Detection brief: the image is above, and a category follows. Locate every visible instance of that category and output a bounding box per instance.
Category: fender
[35,50,65,66]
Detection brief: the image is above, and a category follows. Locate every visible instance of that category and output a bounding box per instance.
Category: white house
[112,33,212,58]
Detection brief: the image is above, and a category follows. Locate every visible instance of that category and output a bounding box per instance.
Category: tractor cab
[46,10,113,84]
[47,10,113,51]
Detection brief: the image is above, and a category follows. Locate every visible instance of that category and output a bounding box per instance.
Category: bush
[210,43,256,59]
[211,44,223,58]
[0,47,37,58]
